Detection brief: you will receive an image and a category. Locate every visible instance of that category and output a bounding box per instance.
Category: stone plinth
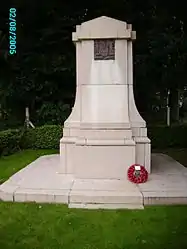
[1,154,187,209]
[60,16,151,179]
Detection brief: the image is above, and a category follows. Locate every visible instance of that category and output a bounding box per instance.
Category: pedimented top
[72,16,136,41]
[81,16,127,30]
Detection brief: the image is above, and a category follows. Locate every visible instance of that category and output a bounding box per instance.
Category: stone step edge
[68,203,144,209]
[1,188,187,207]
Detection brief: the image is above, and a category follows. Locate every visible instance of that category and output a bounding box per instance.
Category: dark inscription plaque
[94,39,115,60]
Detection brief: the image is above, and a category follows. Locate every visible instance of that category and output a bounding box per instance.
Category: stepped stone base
[1,153,187,209]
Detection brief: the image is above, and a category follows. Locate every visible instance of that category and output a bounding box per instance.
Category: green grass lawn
[0,149,187,248]
[0,203,187,249]
[0,149,58,184]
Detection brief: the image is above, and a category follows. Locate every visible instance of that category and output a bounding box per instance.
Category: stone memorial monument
[60,16,151,179]
[1,16,187,209]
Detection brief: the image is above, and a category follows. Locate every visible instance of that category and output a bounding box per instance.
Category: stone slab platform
[1,153,187,209]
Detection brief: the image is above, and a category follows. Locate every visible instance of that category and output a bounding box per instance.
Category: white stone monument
[60,16,151,179]
[1,17,187,209]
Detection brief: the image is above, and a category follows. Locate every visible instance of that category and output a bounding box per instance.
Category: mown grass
[0,203,187,249]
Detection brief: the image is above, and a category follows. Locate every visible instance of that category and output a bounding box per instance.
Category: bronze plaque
[94,39,115,60]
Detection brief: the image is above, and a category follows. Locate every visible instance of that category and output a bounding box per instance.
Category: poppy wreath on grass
[127,164,148,184]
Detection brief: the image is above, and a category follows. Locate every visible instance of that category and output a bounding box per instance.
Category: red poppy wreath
[127,164,148,184]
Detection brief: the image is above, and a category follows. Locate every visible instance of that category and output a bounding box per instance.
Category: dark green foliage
[20,125,62,150]
[1,0,187,128]
[35,102,71,126]
[0,119,23,132]
[0,129,21,156]
[148,125,187,149]
[0,125,62,157]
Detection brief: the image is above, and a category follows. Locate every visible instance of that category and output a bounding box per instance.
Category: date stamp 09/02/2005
[9,8,16,55]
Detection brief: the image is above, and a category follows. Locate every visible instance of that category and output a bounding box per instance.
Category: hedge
[20,125,62,149]
[0,124,187,157]
[19,124,187,150]
[0,129,21,156]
